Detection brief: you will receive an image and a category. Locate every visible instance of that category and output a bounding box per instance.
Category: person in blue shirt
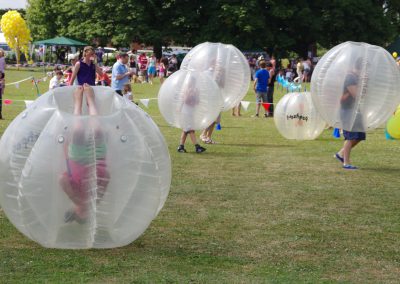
[253,61,271,117]
[111,52,134,96]
[335,57,365,170]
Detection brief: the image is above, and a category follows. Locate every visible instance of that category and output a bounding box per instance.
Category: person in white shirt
[49,71,64,89]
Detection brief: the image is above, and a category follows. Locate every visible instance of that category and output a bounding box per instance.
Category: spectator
[0,71,4,120]
[285,67,293,82]
[122,83,133,102]
[302,58,312,82]
[270,55,277,70]
[129,54,138,83]
[249,56,257,80]
[138,52,148,83]
[253,61,271,117]
[266,61,276,117]
[0,49,5,73]
[65,54,79,86]
[95,47,104,66]
[294,59,303,83]
[147,53,157,84]
[158,59,166,84]
[49,70,65,89]
[97,68,111,86]
[168,54,178,76]
[111,52,133,96]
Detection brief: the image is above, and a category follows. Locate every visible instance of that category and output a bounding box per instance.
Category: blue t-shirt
[111,61,129,91]
[255,69,270,92]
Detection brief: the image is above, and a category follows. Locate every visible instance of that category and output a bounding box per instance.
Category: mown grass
[0,69,400,283]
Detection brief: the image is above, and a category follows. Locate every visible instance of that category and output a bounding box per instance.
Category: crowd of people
[246,53,316,83]
[47,47,182,104]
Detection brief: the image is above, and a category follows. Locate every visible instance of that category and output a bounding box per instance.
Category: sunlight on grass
[0,69,399,282]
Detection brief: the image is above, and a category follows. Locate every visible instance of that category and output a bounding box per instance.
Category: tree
[0,10,31,65]
[25,0,400,58]
[26,0,61,40]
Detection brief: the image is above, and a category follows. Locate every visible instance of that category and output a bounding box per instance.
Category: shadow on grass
[316,138,341,142]
[220,143,294,148]
[361,167,400,173]
[216,126,244,129]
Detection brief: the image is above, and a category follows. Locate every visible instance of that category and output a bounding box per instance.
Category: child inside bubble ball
[59,84,110,224]
[177,76,206,153]
[335,58,366,170]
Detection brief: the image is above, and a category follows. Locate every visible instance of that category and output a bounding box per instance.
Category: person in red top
[138,53,148,83]
[96,68,111,86]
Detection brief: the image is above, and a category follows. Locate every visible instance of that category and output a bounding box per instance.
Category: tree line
[7,0,400,57]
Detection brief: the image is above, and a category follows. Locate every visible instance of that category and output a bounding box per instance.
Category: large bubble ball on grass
[0,86,171,249]
[274,92,326,140]
[311,41,400,132]
[158,69,223,131]
[181,42,250,111]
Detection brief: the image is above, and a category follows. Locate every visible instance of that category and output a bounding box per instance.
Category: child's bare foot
[64,207,87,224]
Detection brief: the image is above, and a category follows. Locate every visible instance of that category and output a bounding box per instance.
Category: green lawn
[1,69,399,283]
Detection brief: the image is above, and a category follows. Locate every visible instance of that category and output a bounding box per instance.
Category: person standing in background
[138,52,148,83]
[266,61,276,117]
[0,71,4,120]
[0,49,6,73]
[111,52,133,96]
[252,61,271,117]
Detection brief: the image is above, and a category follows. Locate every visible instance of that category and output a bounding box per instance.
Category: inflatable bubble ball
[158,69,223,131]
[311,41,400,132]
[0,86,171,249]
[386,106,400,139]
[181,42,250,111]
[274,92,326,140]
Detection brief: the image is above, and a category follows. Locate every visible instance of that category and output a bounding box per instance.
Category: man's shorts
[343,130,366,140]
[256,91,268,103]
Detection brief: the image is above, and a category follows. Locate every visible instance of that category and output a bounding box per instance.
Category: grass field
[1,69,400,283]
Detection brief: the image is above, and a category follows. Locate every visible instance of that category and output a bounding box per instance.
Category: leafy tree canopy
[25,0,400,57]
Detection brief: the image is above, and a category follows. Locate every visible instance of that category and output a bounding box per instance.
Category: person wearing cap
[111,52,134,96]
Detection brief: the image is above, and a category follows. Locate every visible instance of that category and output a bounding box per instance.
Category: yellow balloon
[393,52,398,58]
[387,113,400,139]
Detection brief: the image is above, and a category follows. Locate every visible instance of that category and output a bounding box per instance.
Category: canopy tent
[387,37,400,54]
[33,36,87,47]
[33,36,88,64]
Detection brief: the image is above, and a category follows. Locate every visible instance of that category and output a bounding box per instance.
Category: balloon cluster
[0,10,31,64]
[276,75,302,92]
[158,42,250,131]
